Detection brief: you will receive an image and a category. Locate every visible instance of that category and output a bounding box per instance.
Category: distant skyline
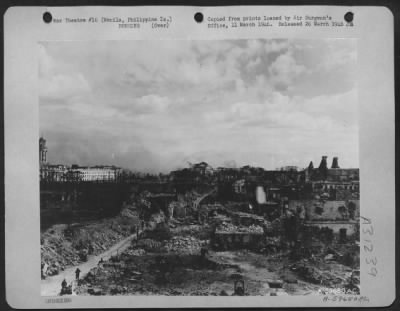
[39,39,358,173]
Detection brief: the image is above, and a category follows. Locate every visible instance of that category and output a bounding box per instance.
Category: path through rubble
[41,232,138,296]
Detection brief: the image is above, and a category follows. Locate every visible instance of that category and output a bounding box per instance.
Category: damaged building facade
[209,155,360,250]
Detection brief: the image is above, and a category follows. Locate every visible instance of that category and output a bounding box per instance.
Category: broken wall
[288,200,360,221]
[304,222,358,236]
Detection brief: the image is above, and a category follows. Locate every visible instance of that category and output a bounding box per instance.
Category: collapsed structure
[41,153,360,296]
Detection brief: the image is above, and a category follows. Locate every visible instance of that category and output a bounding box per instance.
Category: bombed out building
[216,155,360,240]
[305,156,359,200]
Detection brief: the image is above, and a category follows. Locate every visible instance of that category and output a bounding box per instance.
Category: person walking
[75,268,81,280]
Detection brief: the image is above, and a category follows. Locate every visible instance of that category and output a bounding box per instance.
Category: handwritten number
[364,243,373,252]
[366,257,377,265]
[360,216,371,225]
[368,267,378,277]
[362,226,374,235]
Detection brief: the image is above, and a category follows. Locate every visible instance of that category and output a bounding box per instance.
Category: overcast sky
[39,39,358,173]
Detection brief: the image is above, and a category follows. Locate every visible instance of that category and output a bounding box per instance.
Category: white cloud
[269,50,306,87]
[264,40,289,53]
[39,44,54,77]
[320,39,357,71]
[39,43,91,100]
[134,94,170,114]
[40,39,358,171]
[40,73,91,100]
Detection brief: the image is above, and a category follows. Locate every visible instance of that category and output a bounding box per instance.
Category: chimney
[318,156,328,170]
[331,157,339,169]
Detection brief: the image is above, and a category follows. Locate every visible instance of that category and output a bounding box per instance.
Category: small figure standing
[60,278,69,295]
[75,268,81,280]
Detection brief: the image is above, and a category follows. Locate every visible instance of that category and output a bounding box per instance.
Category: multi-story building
[69,165,121,182]
[305,156,359,183]
[40,164,68,182]
[39,137,121,182]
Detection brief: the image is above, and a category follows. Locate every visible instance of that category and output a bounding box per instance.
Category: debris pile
[136,239,163,252]
[124,248,146,256]
[260,236,281,253]
[288,258,351,287]
[41,206,139,276]
[164,236,206,254]
[170,223,213,241]
[216,222,264,234]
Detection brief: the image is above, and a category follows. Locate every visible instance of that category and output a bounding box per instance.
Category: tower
[318,156,328,180]
[318,156,328,170]
[331,157,340,169]
[39,137,48,165]
[305,161,314,182]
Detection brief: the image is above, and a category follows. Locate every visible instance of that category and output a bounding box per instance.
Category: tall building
[39,137,48,165]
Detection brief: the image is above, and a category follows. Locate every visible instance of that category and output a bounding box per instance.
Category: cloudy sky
[39,39,358,173]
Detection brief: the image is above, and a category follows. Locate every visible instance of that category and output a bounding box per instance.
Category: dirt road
[41,233,138,296]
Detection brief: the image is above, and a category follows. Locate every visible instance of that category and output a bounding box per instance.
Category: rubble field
[72,212,359,296]
[41,206,139,276]
[43,189,359,296]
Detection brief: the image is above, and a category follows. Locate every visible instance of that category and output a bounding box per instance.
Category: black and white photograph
[39,38,361,297]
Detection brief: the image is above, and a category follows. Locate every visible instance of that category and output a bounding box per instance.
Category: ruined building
[303,156,359,200]
[305,156,359,183]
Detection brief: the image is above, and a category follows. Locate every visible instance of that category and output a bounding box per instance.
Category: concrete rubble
[42,181,360,296]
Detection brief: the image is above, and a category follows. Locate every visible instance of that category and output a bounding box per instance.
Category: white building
[70,166,121,182]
